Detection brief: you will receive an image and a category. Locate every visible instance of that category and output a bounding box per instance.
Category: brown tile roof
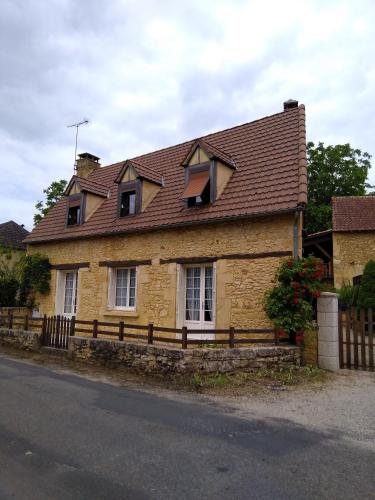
[26,105,307,244]
[333,196,375,232]
[65,176,110,198]
[0,220,29,250]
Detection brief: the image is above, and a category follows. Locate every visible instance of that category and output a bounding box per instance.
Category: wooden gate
[42,315,74,350]
[339,308,374,371]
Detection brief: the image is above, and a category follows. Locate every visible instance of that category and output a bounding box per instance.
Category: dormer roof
[181,138,236,169]
[115,159,163,186]
[65,176,110,198]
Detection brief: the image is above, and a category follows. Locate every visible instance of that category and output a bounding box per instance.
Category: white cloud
[0,0,375,230]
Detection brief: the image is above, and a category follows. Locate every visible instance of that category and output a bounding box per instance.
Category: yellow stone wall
[28,215,297,329]
[333,231,375,288]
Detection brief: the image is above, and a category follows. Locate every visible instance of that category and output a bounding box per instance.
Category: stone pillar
[317,292,340,371]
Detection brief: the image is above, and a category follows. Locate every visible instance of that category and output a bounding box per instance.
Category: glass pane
[204,267,213,322]
[185,267,200,321]
[115,269,128,307]
[64,272,77,315]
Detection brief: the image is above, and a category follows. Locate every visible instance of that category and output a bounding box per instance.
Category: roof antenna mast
[67,119,89,173]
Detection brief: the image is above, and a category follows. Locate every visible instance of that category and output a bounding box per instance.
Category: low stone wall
[0,328,42,351]
[69,337,301,374]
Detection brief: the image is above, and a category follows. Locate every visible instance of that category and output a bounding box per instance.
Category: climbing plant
[264,257,324,343]
[18,253,51,307]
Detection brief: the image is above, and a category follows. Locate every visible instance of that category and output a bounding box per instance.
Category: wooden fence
[0,311,282,350]
[339,308,374,371]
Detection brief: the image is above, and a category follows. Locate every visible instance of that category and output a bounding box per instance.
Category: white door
[184,264,215,336]
[62,271,78,318]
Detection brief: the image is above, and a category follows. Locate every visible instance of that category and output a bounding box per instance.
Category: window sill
[104,309,139,318]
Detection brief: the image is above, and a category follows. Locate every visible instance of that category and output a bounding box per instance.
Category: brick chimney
[283,99,298,111]
[76,152,101,178]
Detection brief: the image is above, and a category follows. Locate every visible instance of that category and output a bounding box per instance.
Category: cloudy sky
[1,0,374,229]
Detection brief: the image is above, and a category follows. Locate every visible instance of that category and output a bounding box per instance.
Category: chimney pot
[76,152,101,178]
[283,99,299,111]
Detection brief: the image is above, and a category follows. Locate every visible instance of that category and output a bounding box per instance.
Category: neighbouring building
[0,220,29,267]
[332,196,375,288]
[25,100,307,332]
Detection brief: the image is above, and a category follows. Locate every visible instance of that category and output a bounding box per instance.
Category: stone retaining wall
[69,337,301,374]
[0,328,301,374]
[0,328,41,351]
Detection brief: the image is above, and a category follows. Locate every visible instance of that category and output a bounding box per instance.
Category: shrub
[0,272,19,306]
[338,282,359,308]
[357,260,375,309]
[264,257,324,343]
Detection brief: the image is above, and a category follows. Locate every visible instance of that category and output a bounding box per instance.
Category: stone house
[332,196,375,288]
[25,100,307,333]
[0,220,29,268]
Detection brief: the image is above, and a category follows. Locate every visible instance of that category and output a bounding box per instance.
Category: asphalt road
[0,355,374,500]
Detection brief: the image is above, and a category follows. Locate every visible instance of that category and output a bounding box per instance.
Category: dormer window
[118,181,140,217]
[115,159,163,217]
[181,139,236,208]
[120,189,136,216]
[182,168,211,207]
[67,195,83,226]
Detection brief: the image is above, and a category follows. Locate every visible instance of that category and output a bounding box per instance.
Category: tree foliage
[0,244,19,306]
[305,142,372,234]
[34,179,67,226]
[264,257,324,343]
[357,260,375,309]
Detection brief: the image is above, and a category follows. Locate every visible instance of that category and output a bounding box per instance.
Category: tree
[305,142,372,234]
[34,179,67,226]
[18,254,51,307]
[357,260,375,309]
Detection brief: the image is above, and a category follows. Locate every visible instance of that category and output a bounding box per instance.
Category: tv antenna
[67,119,89,173]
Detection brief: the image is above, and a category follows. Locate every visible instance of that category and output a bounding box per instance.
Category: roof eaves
[297,104,307,205]
[25,206,297,245]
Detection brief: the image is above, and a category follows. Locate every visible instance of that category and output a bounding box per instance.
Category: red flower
[298,272,305,278]
[291,281,300,289]
[312,291,321,298]
[294,291,300,297]
[293,298,299,304]
[277,328,286,336]
[287,260,293,268]
[296,334,304,344]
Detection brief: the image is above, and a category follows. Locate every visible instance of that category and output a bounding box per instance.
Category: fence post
[42,314,47,343]
[93,319,98,339]
[55,315,61,348]
[8,310,13,329]
[274,326,279,346]
[229,326,235,348]
[148,323,154,344]
[119,321,124,341]
[24,314,29,331]
[182,326,188,349]
[70,316,76,336]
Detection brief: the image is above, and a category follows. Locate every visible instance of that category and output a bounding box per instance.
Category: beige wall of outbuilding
[28,215,297,329]
[333,231,375,288]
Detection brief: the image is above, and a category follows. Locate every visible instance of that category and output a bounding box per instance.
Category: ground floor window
[56,271,78,317]
[115,268,137,308]
[183,264,215,329]
[108,267,137,310]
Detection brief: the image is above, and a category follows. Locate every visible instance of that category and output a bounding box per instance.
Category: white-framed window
[56,270,78,318]
[176,263,216,331]
[108,267,137,310]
